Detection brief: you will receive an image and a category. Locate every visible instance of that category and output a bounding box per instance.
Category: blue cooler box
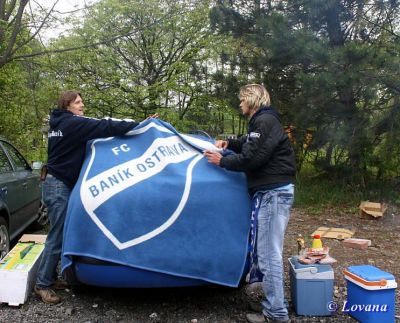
[344,265,397,323]
[289,256,334,316]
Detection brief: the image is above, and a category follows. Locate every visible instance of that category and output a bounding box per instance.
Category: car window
[0,147,12,173]
[1,142,29,171]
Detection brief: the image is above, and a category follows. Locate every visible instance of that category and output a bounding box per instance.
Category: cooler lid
[291,256,332,273]
[347,265,394,281]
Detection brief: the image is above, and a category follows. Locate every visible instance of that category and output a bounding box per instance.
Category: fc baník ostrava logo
[78,119,220,250]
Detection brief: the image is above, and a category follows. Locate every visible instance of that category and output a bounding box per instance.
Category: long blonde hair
[239,84,271,112]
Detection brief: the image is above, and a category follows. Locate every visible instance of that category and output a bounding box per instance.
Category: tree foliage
[0,0,399,183]
[210,0,400,182]
[46,0,229,134]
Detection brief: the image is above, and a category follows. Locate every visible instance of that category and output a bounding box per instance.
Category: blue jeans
[256,184,294,321]
[36,175,71,288]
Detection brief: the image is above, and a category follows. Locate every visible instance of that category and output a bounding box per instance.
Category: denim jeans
[256,184,294,321]
[36,175,71,288]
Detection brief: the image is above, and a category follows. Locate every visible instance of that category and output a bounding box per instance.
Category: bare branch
[4,0,17,20]
[9,0,60,56]
[0,0,6,20]
[10,9,189,62]
[0,0,29,67]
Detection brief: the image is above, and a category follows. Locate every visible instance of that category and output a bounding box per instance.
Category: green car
[0,138,44,259]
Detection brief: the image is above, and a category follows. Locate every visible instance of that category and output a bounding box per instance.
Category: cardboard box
[0,234,46,306]
[311,227,354,240]
[359,201,387,218]
[342,238,371,250]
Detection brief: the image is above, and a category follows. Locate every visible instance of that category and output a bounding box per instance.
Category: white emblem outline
[79,121,203,250]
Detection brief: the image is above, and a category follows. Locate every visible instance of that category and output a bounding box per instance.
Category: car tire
[35,201,49,227]
[0,217,10,260]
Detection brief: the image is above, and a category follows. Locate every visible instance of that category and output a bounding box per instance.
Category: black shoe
[246,313,266,323]
[248,300,263,312]
[246,313,290,323]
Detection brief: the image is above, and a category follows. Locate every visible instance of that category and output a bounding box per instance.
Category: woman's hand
[214,140,228,149]
[203,150,222,166]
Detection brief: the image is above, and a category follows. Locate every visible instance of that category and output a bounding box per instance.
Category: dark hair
[58,90,82,109]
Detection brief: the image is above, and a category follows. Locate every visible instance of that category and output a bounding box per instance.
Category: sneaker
[52,279,68,290]
[34,285,61,304]
[246,313,290,323]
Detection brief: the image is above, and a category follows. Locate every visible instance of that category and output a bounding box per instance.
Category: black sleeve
[227,136,246,153]
[220,115,280,171]
[71,116,139,142]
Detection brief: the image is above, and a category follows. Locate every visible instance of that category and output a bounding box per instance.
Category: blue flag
[61,119,251,287]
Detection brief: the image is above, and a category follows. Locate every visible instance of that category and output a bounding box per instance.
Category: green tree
[47,0,226,134]
[210,0,400,182]
[0,57,53,161]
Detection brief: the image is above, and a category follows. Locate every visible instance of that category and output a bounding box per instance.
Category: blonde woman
[204,84,295,323]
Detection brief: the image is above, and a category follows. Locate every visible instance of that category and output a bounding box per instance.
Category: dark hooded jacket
[47,109,138,188]
[220,107,296,194]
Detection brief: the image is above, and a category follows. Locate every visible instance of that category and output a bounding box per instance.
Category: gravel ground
[1,205,399,322]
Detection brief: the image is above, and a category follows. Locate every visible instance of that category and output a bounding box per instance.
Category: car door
[0,141,41,238]
[0,143,24,237]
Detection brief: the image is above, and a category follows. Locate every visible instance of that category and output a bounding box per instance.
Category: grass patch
[294,173,399,215]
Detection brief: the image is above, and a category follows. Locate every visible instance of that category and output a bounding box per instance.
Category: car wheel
[36,201,49,227]
[0,217,10,260]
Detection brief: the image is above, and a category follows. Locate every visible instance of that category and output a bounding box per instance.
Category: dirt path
[281,204,400,322]
[0,205,399,322]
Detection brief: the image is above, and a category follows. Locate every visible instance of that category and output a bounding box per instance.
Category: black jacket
[47,109,139,188]
[220,107,296,193]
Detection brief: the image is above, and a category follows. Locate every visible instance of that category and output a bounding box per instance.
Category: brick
[342,238,371,250]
